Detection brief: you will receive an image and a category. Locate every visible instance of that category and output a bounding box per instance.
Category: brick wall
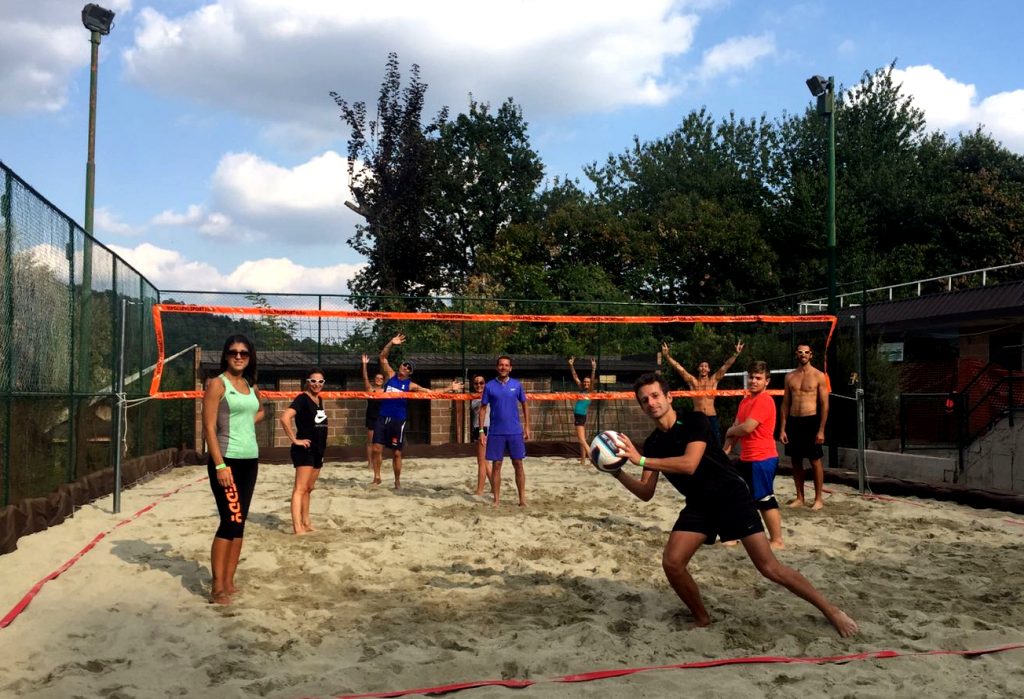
[195,374,653,450]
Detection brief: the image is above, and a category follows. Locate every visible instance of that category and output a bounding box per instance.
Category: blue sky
[2,0,1022,294]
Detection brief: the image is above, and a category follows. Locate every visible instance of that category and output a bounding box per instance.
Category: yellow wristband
[215,463,227,471]
[639,456,646,467]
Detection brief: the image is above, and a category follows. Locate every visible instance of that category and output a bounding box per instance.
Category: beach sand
[2,456,1023,698]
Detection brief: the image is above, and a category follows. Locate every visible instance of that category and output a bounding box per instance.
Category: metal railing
[799,262,1024,313]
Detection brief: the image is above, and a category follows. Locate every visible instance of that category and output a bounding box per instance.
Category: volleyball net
[149,302,837,405]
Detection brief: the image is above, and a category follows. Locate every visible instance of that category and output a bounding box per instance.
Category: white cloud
[147,150,358,245]
[121,0,699,137]
[892,65,1024,151]
[95,207,142,236]
[695,33,775,81]
[0,0,133,114]
[108,242,363,293]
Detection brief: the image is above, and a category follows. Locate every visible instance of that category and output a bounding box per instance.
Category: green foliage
[333,53,448,307]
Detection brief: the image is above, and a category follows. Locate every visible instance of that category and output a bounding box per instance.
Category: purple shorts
[485,433,526,461]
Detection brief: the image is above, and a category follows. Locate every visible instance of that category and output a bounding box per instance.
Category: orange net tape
[149,304,835,398]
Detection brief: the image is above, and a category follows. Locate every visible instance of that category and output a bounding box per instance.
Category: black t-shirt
[643,411,748,502]
[289,393,328,454]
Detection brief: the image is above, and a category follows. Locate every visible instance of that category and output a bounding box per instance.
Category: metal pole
[77,30,101,478]
[826,76,837,315]
[824,76,839,473]
[853,314,866,493]
[113,297,127,513]
[1,173,13,507]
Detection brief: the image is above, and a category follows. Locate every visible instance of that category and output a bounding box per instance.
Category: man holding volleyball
[608,372,857,637]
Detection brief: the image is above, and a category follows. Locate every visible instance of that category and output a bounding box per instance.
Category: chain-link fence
[0,161,177,506]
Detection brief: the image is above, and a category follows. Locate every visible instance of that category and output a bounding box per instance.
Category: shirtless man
[660,340,744,446]
[780,344,829,510]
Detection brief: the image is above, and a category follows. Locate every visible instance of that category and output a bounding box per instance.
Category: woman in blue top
[568,356,597,466]
[202,335,264,605]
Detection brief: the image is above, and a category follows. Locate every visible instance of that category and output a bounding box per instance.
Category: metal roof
[847,280,1024,331]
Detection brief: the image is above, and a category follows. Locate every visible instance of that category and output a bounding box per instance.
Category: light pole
[82,3,115,239]
[805,75,836,314]
[807,74,838,473]
[78,3,115,492]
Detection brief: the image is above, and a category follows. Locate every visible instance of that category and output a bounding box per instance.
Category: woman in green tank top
[202,334,264,605]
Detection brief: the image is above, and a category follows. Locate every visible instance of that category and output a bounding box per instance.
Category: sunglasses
[307,378,325,384]
[227,350,250,358]
[401,362,413,369]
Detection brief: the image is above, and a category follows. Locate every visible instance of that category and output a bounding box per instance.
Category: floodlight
[81,4,115,35]
[806,75,829,97]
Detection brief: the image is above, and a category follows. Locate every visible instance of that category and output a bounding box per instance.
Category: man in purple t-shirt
[480,355,531,507]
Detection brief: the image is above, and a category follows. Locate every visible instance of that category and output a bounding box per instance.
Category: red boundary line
[0,476,206,629]
[333,643,1024,698]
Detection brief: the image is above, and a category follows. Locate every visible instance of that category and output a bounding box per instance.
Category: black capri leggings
[208,456,259,540]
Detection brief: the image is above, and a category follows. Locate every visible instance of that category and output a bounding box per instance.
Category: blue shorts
[372,416,406,450]
[737,457,779,511]
[486,433,526,461]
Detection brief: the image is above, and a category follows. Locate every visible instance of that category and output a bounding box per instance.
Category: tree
[583,109,783,306]
[429,97,544,293]
[332,53,448,308]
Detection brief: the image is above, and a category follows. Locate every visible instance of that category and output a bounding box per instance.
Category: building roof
[848,280,1024,332]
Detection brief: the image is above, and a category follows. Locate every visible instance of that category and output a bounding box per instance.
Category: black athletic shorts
[785,414,824,461]
[290,444,324,469]
[573,413,588,427]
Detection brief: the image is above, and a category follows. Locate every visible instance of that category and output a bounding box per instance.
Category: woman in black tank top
[361,354,385,485]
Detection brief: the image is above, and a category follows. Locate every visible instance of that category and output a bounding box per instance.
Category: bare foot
[827,609,858,637]
[303,523,315,532]
[722,540,739,547]
[811,499,825,511]
[770,540,785,550]
[371,478,382,486]
[295,529,313,536]
[693,613,712,628]
[787,498,805,508]
[210,591,232,605]
[393,482,401,490]
[518,500,527,507]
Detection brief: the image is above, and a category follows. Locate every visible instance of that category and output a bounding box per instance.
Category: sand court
[2,456,1023,698]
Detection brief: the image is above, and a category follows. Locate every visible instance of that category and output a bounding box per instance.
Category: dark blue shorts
[737,457,779,510]
[485,433,526,461]
[372,416,406,450]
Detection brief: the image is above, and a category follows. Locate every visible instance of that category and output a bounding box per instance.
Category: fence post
[1,173,13,506]
[899,394,906,453]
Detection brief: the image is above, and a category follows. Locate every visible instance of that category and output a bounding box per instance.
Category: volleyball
[590,430,628,473]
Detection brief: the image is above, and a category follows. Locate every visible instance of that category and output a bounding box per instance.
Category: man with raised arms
[780,344,829,510]
[608,372,857,636]
[660,340,744,446]
[373,334,433,489]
